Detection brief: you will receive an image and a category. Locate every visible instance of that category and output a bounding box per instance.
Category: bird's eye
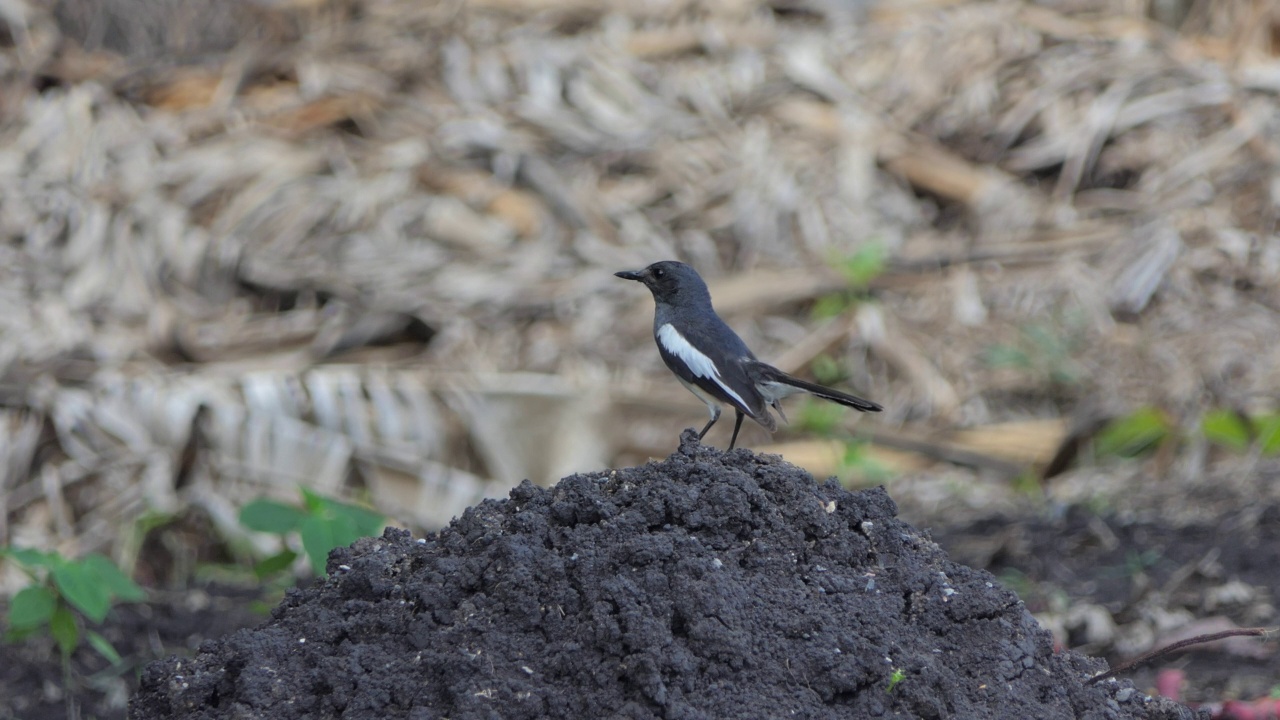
[653,268,665,278]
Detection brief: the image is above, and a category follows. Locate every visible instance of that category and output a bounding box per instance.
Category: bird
[616,260,882,449]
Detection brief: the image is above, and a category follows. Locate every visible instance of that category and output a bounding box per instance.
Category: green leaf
[886,668,906,693]
[248,600,276,615]
[300,487,326,514]
[300,514,358,576]
[1257,414,1280,456]
[52,563,112,623]
[329,502,385,538]
[299,517,333,576]
[81,554,146,603]
[836,243,888,287]
[253,549,299,579]
[5,626,37,642]
[85,630,122,665]
[3,548,60,570]
[49,605,79,658]
[1202,409,1251,451]
[1009,471,1043,498]
[240,499,307,534]
[838,441,893,485]
[795,400,846,436]
[810,293,851,321]
[327,512,363,550]
[1095,407,1171,459]
[810,355,846,387]
[8,586,57,630]
[996,568,1032,599]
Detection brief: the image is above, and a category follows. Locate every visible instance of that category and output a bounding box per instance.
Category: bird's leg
[727,410,745,450]
[697,406,721,440]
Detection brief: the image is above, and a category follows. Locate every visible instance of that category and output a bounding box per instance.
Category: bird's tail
[751,364,883,413]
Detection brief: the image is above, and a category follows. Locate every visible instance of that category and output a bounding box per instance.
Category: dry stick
[1085,628,1271,685]
[864,428,1024,479]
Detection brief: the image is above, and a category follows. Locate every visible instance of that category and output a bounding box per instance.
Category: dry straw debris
[1,0,1280,575]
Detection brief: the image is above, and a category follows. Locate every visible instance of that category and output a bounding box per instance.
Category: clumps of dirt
[131,432,1202,719]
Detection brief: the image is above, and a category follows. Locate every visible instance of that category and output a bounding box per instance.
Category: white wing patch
[657,323,751,410]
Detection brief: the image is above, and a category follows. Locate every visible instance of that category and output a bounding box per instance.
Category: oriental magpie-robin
[616,260,882,449]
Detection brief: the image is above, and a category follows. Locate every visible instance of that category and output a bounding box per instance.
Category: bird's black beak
[614,269,644,281]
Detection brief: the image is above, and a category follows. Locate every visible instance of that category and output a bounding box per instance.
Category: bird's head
[614,260,710,306]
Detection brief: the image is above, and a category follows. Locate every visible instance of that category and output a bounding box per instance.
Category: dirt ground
[937,495,1280,706]
[8,444,1275,718]
[128,435,1200,720]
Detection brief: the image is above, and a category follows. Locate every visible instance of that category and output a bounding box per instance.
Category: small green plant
[239,488,385,576]
[1201,409,1251,452]
[1201,409,1280,455]
[2,548,145,665]
[812,243,888,320]
[886,667,906,693]
[1122,548,1162,578]
[837,441,892,485]
[810,354,848,386]
[1090,406,1280,466]
[1097,548,1163,581]
[1094,407,1173,459]
[997,567,1033,600]
[835,243,889,288]
[793,398,892,486]
[994,569,1072,612]
[795,399,848,436]
[983,320,1085,388]
[1008,470,1044,499]
[1082,492,1114,517]
[1258,414,1280,454]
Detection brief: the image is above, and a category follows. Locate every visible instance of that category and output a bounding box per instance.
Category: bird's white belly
[677,377,722,420]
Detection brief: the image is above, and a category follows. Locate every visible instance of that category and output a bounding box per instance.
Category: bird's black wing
[654,319,773,428]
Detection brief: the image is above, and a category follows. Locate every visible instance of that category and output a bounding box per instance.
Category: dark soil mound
[130,433,1202,719]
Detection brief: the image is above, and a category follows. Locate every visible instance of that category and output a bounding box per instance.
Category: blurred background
[3,0,1280,714]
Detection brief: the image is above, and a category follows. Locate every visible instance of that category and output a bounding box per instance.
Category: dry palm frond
[1,0,1280,565]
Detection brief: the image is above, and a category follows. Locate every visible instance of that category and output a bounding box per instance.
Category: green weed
[886,667,906,693]
[239,488,385,577]
[811,243,888,321]
[1094,407,1172,459]
[1,548,145,665]
[983,319,1086,388]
